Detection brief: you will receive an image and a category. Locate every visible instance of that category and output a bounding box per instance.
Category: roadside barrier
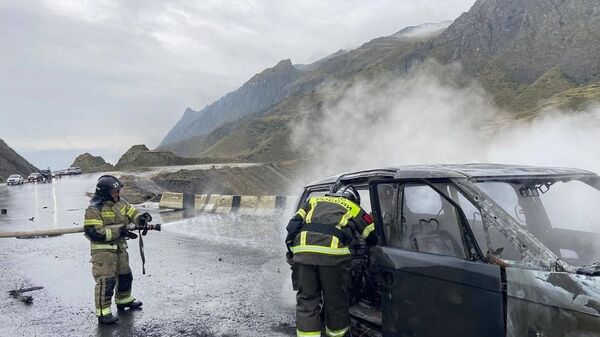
[158,192,298,216]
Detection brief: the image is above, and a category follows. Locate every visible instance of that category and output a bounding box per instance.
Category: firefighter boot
[98,314,119,325]
[117,299,143,311]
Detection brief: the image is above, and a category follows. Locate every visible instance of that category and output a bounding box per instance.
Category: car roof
[305,163,598,187]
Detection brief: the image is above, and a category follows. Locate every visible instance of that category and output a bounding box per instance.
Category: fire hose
[0,223,161,274]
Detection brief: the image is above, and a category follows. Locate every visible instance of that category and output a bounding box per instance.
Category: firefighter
[285,185,378,337]
[84,175,151,324]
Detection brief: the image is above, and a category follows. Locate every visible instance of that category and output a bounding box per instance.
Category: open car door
[369,179,505,337]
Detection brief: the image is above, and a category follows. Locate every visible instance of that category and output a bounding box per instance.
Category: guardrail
[159,192,297,216]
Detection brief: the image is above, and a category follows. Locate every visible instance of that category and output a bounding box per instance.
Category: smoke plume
[291,61,600,179]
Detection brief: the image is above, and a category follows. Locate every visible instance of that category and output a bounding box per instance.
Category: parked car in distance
[293,164,600,337]
[39,168,52,181]
[67,166,82,175]
[27,172,43,182]
[6,174,24,185]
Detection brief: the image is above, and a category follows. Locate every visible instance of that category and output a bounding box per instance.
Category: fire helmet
[95,175,123,202]
[331,185,361,205]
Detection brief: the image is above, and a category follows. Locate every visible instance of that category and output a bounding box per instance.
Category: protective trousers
[91,250,134,316]
[296,261,351,337]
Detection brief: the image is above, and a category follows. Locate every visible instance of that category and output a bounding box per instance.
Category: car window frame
[370,178,486,262]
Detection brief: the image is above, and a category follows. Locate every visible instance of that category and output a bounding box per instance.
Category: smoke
[291,61,600,179]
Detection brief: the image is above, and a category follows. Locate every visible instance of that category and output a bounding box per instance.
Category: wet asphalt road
[0,175,296,337]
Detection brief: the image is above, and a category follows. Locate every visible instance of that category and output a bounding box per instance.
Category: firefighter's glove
[139,212,152,226]
[126,231,138,239]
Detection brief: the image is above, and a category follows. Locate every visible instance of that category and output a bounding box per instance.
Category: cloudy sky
[0,0,475,168]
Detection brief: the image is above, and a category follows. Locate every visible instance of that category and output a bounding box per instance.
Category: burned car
[294,164,600,337]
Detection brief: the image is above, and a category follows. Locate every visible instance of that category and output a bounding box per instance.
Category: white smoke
[291,61,600,178]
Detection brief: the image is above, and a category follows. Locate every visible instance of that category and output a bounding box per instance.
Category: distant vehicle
[293,164,600,337]
[39,168,52,181]
[6,174,24,185]
[67,166,82,175]
[27,172,43,182]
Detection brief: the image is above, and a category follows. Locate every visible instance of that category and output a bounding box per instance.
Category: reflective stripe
[291,245,351,256]
[326,326,349,337]
[300,231,307,246]
[101,211,115,218]
[105,228,113,241]
[361,223,375,239]
[95,307,112,317]
[338,209,353,226]
[296,209,307,220]
[84,219,103,226]
[305,198,318,223]
[297,330,321,337]
[127,207,136,218]
[115,295,135,304]
[91,243,117,250]
[120,207,127,215]
[330,236,339,248]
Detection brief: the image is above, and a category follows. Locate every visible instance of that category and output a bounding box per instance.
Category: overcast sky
[0,0,476,168]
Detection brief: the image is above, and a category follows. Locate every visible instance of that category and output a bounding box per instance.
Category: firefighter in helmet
[84,175,151,324]
[285,185,378,337]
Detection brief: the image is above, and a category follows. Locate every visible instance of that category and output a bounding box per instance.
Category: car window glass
[398,184,466,258]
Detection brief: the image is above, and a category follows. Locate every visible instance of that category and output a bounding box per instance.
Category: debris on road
[8,286,44,304]
[1,209,7,214]
[28,217,34,221]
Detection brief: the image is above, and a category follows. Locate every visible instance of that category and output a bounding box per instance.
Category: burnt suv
[294,164,600,337]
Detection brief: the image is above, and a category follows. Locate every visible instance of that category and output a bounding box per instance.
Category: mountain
[71,153,115,173]
[160,59,303,146]
[114,144,240,170]
[160,0,600,162]
[0,139,37,182]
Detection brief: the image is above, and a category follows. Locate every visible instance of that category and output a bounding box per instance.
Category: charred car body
[295,164,600,337]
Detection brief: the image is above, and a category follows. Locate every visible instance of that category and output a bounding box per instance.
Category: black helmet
[95,175,123,202]
[332,185,360,205]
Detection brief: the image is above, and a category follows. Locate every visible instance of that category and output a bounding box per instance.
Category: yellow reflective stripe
[297,330,321,337]
[300,231,307,246]
[120,207,127,215]
[330,236,339,248]
[291,245,351,256]
[296,208,307,220]
[91,243,117,250]
[105,228,113,241]
[127,207,137,217]
[101,211,115,218]
[95,307,112,316]
[338,209,353,226]
[362,223,375,239]
[84,219,103,226]
[326,326,349,337]
[305,198,318,223]
[115,295,134,304]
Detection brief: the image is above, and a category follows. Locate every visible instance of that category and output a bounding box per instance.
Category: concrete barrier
[239,195,259,215]
[215,195,234,214]
[203,194,221,212]
[194,194,208,209]
[159,192,184,209]
[159,192,300,215]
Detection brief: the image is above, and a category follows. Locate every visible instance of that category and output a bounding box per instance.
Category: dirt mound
[71,153,115,173]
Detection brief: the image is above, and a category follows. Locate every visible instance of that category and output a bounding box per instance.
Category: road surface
[0,174,296,336]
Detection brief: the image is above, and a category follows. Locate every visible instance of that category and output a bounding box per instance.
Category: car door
[369,180,505,337]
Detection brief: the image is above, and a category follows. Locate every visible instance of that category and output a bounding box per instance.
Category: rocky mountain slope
[160,59,303,146]
[160,0,600,162]
[0,139,37,182]
[71,153,115,173]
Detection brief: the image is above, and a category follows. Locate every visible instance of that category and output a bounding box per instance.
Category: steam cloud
[291,61,600,179]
